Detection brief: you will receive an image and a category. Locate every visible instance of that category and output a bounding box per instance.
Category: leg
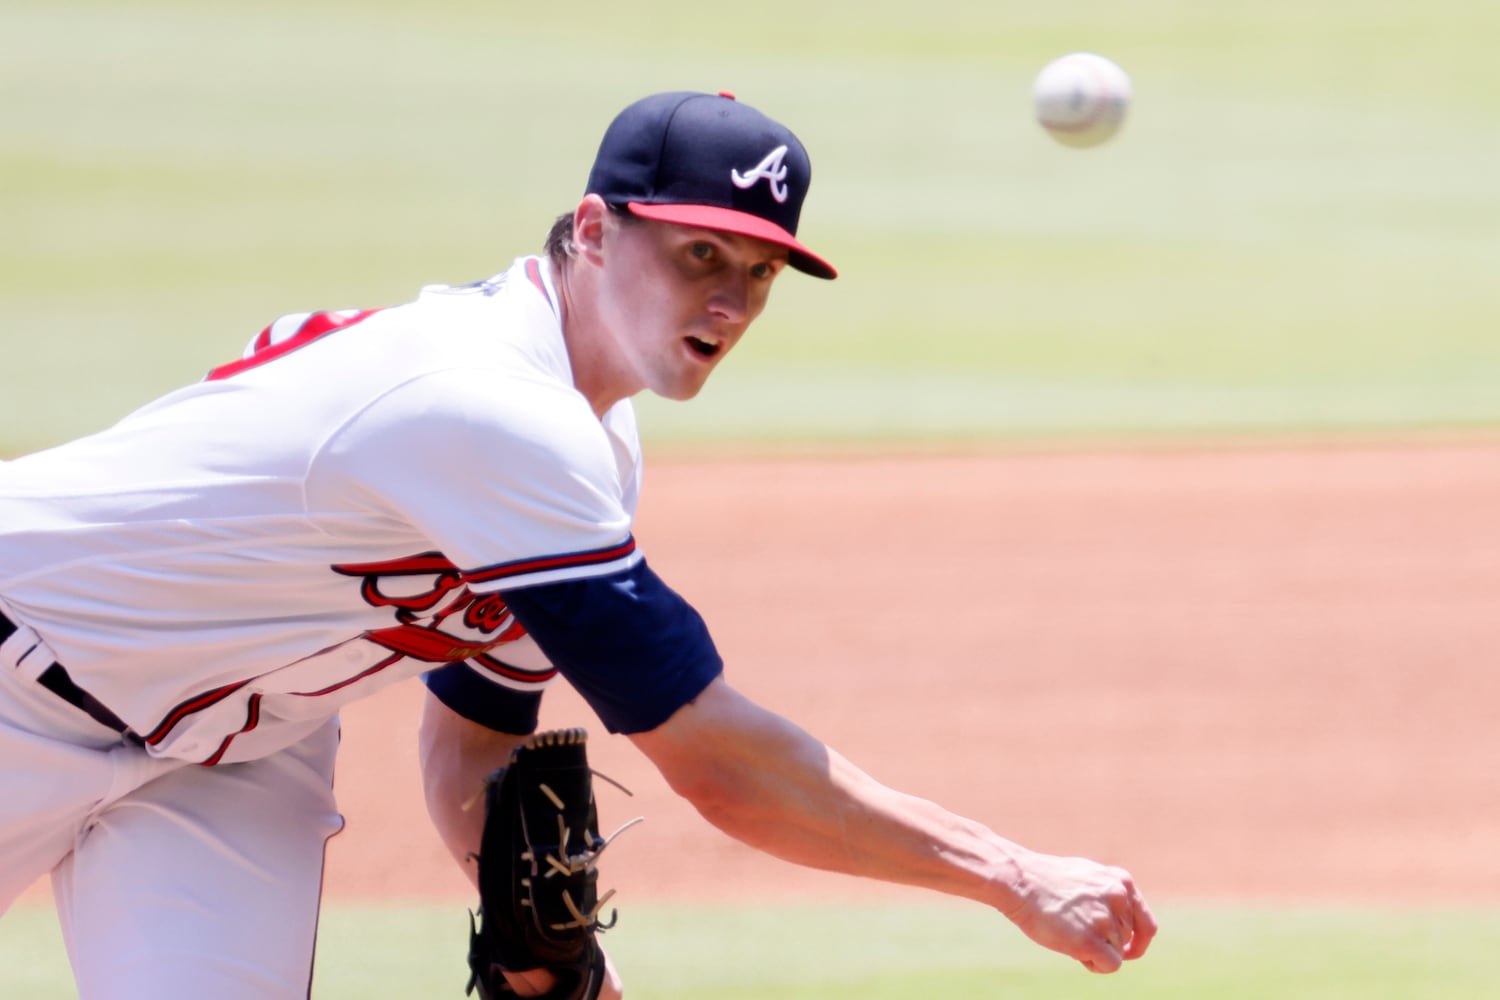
[0,657,163,915]
[53,719,344,1000]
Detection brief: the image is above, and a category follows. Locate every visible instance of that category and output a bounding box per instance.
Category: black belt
[0,610,143,745]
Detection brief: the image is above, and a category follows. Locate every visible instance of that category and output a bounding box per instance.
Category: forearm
[417,690,529,890]
[635,678,1156,971]
[721,742,1028,912]
[631,681,1027,915]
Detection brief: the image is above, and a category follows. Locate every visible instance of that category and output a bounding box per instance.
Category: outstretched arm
[628,675,1156,973]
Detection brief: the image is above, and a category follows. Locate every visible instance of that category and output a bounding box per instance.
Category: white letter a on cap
[731,146,790,203]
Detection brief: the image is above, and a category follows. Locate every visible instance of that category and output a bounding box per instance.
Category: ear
[572,194,610,265]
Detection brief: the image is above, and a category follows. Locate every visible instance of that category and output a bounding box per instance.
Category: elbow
[662,762,756,834]
[689,785,748,835]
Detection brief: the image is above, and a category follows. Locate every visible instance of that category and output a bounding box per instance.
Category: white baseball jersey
[0,256,643,765]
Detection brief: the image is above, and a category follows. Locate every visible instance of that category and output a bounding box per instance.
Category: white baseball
[1033,52,1132,148]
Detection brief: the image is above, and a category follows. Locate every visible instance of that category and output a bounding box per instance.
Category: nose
[707,269,751,325]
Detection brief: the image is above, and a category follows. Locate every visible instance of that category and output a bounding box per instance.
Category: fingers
[1122,885,1158,960]
[1107,915,1128,954]
[1080,909,1125,974]
[1081,867,1157,973]
[1113,869,1157,961]
[500,969,558,998]
[1082,936,1124,975]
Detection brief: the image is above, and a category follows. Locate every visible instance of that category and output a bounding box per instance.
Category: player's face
[602,217,789,401]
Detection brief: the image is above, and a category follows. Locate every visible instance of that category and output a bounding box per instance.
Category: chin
[655,384,704,402]
[650,374,711,402]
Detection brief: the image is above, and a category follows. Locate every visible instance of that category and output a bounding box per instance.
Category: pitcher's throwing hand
[1003,849,1157,973]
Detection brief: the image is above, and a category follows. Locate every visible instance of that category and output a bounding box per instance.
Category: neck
[554,257,633,420]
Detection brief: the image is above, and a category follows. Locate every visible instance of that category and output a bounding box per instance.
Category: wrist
[982,838,1033,919]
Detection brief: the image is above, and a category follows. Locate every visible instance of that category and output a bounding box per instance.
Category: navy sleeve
[499,558,723,734]
[423,662,542,734]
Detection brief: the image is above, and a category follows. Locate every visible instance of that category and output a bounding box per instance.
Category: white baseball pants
[0,657,343,999]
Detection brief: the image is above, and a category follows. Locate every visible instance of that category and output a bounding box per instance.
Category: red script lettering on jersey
[332,552,530,664]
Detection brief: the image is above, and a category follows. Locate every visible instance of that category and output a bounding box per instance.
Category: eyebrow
[684,228,789,264]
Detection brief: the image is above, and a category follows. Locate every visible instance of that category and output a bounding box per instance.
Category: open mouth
[685,335,722,359]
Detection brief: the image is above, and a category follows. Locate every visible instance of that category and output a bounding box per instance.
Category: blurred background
[4,0,1498,456]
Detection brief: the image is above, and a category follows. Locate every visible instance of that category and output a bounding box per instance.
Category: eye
[750,258,787,280]
[689,242,714,261]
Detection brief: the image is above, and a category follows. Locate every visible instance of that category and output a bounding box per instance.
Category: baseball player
[0,90,1155,998]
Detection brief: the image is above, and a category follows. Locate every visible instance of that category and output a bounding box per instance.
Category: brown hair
[543,204,635,269]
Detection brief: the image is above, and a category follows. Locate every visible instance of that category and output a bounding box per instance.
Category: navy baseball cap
[585,91,837,280]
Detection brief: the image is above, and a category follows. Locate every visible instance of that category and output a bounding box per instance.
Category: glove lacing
[522,772,644,933]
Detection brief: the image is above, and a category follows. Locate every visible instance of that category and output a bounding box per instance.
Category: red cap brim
[626,202,837,280]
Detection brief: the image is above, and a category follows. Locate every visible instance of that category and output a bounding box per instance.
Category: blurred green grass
[4,0,1498,455]
[4,899,1498,998]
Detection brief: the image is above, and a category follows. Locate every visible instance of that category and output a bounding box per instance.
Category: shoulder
[311,366,633,547]
[600,400,643,510]
[601,399,641,465]
[410,256,560,331]
[339,367,608,469]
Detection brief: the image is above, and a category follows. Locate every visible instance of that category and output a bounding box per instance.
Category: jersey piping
[462,537,640,592]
